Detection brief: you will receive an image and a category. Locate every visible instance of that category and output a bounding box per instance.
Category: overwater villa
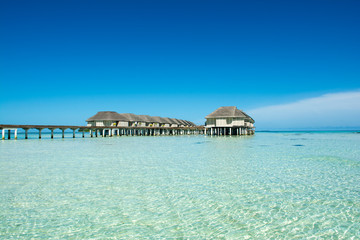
[205,106,255,135]
[86,111,196,128]
[0,108,253,140]
[83,111,199,137]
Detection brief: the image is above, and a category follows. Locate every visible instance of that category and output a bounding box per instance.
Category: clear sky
[1,0,359,130]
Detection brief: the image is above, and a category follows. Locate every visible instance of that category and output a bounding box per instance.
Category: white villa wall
[216,118,233,127]
[117,121,129,127]
[95,121,104,126]
[207,118,246,127]
[245,122,252,127]
[103,121,114,126]
[232,119,245,126]
[87,121,120,127]
[206,119,215,127]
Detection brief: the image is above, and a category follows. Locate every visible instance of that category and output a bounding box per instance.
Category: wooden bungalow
[137,115,153,127]
[86,111,128,127]
[86,111,200,133]
[172,118,182,127]
[147,116,160,127]
[205,106,255,135]
[119,113,141,127]
[168,118,179,127]
[159,117,171,127]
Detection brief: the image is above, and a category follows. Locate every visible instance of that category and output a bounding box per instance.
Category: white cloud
[248,91,360,130]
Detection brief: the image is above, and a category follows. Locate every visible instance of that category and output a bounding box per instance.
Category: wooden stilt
[38,129,42,139]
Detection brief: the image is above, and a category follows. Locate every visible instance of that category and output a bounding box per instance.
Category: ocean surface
[0,132,359,239]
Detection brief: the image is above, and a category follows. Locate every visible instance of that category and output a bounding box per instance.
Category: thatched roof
[176,119,184,125]
[120,113,143,122]
[186,120,195,126]
[86,111,198,126]
[183,120,191,126]
[170,118,181,125]
[151,116,163,123]
[242,112,255,123]
[205,106,247,118]
[138,115,153,123]
[205,106,254,123]
[178,119,189,126]
[168,118,178,124]
[86,111,129,122]
[160,117,170,124]
[163,118,173,124]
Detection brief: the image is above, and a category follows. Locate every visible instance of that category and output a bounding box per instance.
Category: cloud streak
[248,91,360,130]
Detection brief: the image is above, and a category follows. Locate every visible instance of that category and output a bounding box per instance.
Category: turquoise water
[1,132,359,239]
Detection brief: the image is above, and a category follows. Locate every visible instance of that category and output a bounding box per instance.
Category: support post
[72,129,76,138]
[50,129,54,139]
[62,129,65,138]
[8,129,11,139]
[14,129,17,139]
[2,129,5,140]
[38,129,42,139]
[24,129,28,139]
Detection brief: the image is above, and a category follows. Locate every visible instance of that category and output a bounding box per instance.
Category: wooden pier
[0,124,206,140]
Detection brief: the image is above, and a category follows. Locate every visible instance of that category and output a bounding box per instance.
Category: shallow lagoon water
[0,132,359,238]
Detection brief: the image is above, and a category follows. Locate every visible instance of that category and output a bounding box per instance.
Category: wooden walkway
[0,124,205,139]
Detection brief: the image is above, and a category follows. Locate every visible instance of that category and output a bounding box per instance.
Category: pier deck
[0,124,205,140]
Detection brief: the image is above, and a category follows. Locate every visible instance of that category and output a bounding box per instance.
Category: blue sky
[1,0,359,129]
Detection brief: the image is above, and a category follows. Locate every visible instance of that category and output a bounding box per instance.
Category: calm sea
[1,132,359,239]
